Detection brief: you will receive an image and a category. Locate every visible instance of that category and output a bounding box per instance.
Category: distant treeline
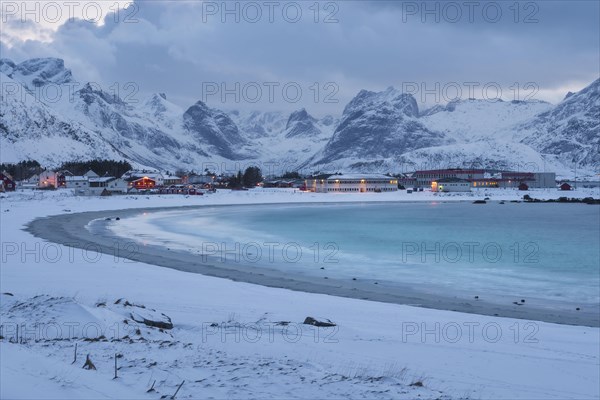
[228,166,264,189]
[59,160,132,177]
[1,159,132,180]
[0,160,43,181]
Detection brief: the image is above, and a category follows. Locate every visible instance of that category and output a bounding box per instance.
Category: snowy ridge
[1,57,598,178]
[518,78,600,168]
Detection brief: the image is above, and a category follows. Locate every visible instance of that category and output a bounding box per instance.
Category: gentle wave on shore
[109,202,600,309]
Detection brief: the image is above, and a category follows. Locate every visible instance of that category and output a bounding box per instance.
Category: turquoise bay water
[116,202,600,305]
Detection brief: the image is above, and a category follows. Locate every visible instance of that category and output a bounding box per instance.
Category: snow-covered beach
[2,188,600,399]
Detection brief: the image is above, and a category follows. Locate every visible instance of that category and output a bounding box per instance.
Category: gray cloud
[1,0,598,116]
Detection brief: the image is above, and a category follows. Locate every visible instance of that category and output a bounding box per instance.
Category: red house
[56,170,72,188]
[518,182,529,191]
[0,172,16,191]
[560,182,572,191]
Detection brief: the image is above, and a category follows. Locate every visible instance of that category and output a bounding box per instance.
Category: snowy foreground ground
[1,188,599,399]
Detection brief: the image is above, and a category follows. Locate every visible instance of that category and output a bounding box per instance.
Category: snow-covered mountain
[305,87,449,171]
[0,73,126,166]
[517,78,600,168]
[0,58,73,89]
[304,85,597,176]
[228,110,288,139]
[1,57,598,178]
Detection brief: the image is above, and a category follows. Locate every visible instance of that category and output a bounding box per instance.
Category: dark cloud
[1,0,598,115]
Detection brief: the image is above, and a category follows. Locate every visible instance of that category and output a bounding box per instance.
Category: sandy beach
[26,203,600,327]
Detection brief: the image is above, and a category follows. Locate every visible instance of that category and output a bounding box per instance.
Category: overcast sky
[1,0,598,116]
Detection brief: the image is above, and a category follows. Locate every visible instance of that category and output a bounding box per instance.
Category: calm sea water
[113,202,600,305]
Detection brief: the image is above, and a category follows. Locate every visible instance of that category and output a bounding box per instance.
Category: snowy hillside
[1,57,598,177]
[421,98,553,142]
[518,79,600,169]
[0,73,126,165]
[304,86,597,177]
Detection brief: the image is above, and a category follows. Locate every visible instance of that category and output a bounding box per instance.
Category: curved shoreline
[25,204,600,327]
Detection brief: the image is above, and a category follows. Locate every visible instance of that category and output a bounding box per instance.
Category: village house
[306,174,398,193]
[19,173,40,189]
[38,170,58,189]
[126,176,156,190]
[263,180,296,188]
[0,172,16,191]
[56,171,71,188]
[188,174,214,185]
[86,176,128,195]
[163,175,183,185]
[106,178,129,193]
[123,171,164,186]
[64,175,89,192]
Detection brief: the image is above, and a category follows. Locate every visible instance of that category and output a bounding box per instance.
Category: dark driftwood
[82,354,96,370]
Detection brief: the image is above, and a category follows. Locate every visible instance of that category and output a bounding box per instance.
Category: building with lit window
[431,177,471,192]
[306,174,398,193]
[416,169,556,189]
[126,176,156,190]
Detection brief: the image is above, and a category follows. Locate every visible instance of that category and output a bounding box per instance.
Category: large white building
[306,174,398,193]
[431,177,471,192]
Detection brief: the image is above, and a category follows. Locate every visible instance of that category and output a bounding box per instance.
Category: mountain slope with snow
[306,88,449,170]
[0,74,126,165]
[517,78,600,169]
[1,57,598,177]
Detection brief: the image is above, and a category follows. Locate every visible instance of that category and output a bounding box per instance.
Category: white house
[65,175,89,193]
[87,177,128,195]
[189,174,214,185]
[307,174,398,193]
[431,177,471,192]
[38,171,58,188]
[163,175,183,185]
[106,178,128,193]
[84,170,100,178]
[19,174,39,189]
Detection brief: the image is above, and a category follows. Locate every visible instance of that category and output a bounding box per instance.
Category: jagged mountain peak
[518,77,599,168]
[284,108,322,138]
[536,78,599,121]
[0,58,16,75]
[4,57,73,90]
[229,110,288,139]
[344,87,419,118]
[562,78,599,103]
[77,82,125,107]
[2,56,598,178]
[286,108,316,128]
[143,93,179,113]
[183,100,249,159]
[312,86,444,167]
